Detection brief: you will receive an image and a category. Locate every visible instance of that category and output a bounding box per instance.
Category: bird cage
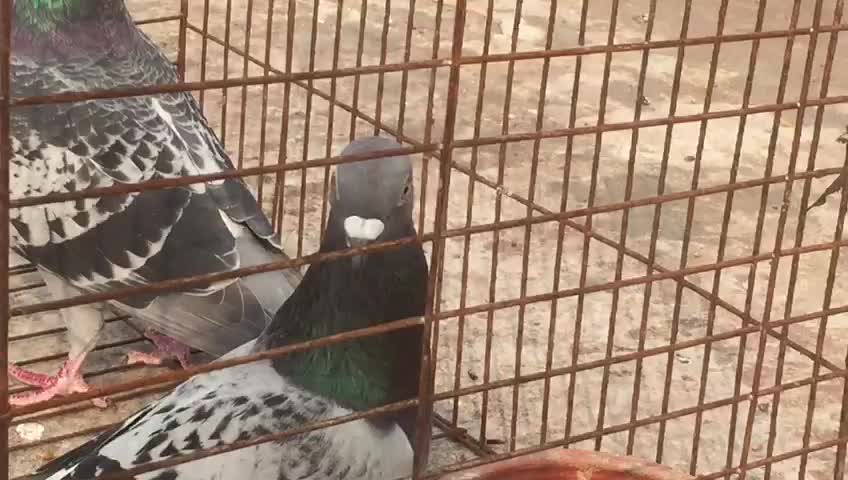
[2,0,847,479]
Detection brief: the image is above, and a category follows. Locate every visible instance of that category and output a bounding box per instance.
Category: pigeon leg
[126,329,192,369]
[8,354,108,408]
[9,270,109,408]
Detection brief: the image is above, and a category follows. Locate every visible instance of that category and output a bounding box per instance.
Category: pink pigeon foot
[126,329,192,369]
[8,355,109,408]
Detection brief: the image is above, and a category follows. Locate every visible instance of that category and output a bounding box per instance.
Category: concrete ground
[7,0,848,479]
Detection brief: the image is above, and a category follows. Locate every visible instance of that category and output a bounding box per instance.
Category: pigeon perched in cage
[25,136,430,480]
[7,0,303,406]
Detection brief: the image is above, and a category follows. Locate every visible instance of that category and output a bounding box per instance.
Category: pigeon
[25,136,430,480]
[8,0,302,406]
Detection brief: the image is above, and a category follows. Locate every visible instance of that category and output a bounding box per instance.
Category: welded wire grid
[1,0,848,479]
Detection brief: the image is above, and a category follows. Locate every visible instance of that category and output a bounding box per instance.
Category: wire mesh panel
[2,0,848,479]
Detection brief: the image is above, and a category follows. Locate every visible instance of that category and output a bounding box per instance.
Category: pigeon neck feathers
[264,208,428,421]
[13,0,135,60]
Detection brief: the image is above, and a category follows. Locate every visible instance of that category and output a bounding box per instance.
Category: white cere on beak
[343,216,385,244]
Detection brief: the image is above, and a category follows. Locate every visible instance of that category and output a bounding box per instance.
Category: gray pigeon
[8,0,302,406]
[25,136,430,480]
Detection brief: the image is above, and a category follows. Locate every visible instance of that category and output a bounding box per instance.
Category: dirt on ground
[8,1,848,479]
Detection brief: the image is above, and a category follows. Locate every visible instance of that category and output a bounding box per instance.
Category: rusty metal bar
[218,0,234,150]
[465,0,496,445]
[493,0,525,453]
[413,0,466,476]
[416,0,444,234]
[176,1,188,80]
[347,0,368,142]
[318,0,346,242]
[11,299,847,477]
[587,0,621,452]
[641,0,693,462]
[802,132,847,480]
[433,304,848,403]
[725,3,803,476]
[372,0,391,134]
[9,235,845,419]
[838,342,848,480]
[8,166,843,321]
[8,22,848,107]
[234,0,254,171]
[135,14,183,26]
[269,0,297,233]
[295,0,320,257]
[561,0,590,446]
[9,316,424,417]
[253,0,277,205]
[738,0,826,478]
[5,5,848,478]
[659,0,729,464]
[11,143,437,208]
[690,0,769,473]
[774,3,845,480]
[197,0,211,107]
[0,0,11,476]
[514,0,559,450]
[623,0,658,456]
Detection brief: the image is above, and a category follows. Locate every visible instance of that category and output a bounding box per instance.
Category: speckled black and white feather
[11,3,301,355]
[25,136,430,480]
[27,342,414,480]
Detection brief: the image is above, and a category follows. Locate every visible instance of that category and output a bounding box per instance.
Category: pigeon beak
[343,216,385,270]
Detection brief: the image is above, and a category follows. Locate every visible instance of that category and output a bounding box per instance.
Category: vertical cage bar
[588,0,621,452]
[373,0,390,134]
[416,0,444,235]
[562,0,590,445]
[297,0,321,258]
[395,0,416,139]
[647,0,693,462]
[176,0,189,81]
[737,0,826,477]
[470,0,497,443]
[726,2,803,477]
[413,0,466,476]
[319,0,345,241]
[816,138,848,480]
[219,0,234,148]
[796,4,845,477]
[510,0,557,451]
[658,0,730,463]
[198,0,211,107]
[0,0,9,475]
[838,323,848,480]
[491,0,524,452]
[271,0,297,233]
[691,0,769,473]
[348,0,368,141]
[255,0,277,208]
[235,0,255,171]
[623,0,658,455]
[774,2,845,480]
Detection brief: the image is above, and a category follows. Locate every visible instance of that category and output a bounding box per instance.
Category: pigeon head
[329,136,415,268]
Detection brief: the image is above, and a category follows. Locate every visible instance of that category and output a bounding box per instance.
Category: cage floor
[8,0,848,478]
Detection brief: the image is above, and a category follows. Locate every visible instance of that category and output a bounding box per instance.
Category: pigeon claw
[8,357,109,408]
[126,329,192,369]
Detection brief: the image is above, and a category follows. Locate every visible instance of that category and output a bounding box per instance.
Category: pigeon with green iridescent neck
[8,0,302,407]
[26,136,430,480]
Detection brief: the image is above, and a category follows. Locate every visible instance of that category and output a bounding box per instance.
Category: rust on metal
[4,1,848,480]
